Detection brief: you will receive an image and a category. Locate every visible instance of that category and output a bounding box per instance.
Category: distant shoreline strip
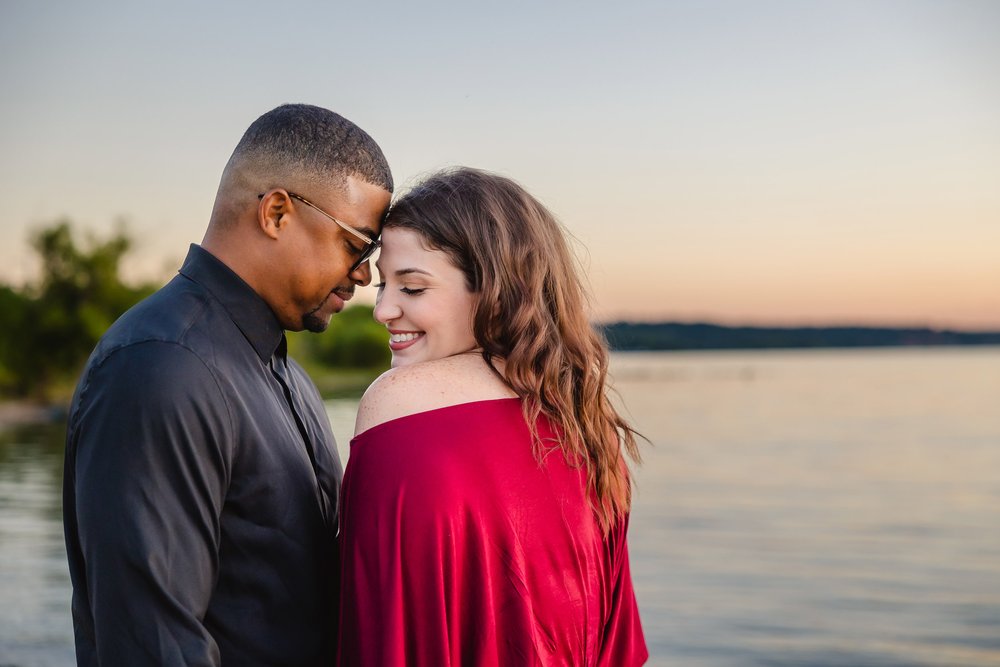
[600,322,1000,351]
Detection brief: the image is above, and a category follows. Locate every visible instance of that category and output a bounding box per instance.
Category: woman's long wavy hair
[384,167,641,532]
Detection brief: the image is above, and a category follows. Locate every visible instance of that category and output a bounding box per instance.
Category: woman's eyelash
[373,282,424,295]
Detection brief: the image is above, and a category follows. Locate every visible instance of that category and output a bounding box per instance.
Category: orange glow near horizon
[2,2,998,332]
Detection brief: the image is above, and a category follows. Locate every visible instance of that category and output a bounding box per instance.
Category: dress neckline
[351,396,521,444]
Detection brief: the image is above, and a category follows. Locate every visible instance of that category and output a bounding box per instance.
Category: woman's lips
[388,331,424,351]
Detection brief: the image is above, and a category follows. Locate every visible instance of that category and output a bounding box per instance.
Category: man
[62,104,393,665]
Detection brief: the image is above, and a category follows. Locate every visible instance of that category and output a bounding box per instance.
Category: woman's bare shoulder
[354,353,516,436]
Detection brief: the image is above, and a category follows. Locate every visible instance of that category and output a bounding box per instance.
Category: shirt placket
[269,335,333,527]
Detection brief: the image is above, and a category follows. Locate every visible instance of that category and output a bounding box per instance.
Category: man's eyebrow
[356,226,379,241]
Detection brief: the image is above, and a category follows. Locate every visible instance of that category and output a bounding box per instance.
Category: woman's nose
[373,293,400,324]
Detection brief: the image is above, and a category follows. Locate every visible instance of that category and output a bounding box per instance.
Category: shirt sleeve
[67,341,234,666]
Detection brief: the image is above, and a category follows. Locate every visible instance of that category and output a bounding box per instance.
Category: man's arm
[69,341,233,665]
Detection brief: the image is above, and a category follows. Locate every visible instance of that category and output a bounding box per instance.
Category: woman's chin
[389,353,419,368]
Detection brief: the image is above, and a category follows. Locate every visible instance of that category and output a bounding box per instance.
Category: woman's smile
[374,228,478,367]
[387,330,425,350]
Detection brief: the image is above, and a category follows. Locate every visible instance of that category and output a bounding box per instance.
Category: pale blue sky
[2,0,998,327]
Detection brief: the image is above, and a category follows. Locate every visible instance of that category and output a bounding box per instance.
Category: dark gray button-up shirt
[63,244,342,666]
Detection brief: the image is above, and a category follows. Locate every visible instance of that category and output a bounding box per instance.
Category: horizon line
[595,318,1000,335]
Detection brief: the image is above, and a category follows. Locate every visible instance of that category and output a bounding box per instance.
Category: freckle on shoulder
[354,355,515,436]
[355,364,436,435]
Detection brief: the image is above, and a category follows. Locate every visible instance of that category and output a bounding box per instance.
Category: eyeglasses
[258,190,380,272]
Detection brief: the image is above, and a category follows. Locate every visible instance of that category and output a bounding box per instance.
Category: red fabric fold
[338,398,647,666]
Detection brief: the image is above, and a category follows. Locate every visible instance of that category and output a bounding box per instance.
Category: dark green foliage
[0,286,31,390]
[288,305,390,370]
[0,221,155,399]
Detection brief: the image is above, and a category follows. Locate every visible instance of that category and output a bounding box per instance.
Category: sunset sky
[2,1,998,329]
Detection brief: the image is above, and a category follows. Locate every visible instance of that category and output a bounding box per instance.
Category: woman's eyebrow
[394,268,433,277]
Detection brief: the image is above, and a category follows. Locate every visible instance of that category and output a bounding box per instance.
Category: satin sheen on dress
[338,398,647,666]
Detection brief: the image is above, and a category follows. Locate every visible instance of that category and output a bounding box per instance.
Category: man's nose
[349,260,372,286]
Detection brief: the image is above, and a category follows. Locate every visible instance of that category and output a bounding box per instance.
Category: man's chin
[301,289,352,332]
[302,312,331,333]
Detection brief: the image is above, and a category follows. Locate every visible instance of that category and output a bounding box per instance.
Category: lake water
[1,348,999,666]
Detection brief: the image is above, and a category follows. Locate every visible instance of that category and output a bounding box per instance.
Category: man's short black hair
[233,103,393,192]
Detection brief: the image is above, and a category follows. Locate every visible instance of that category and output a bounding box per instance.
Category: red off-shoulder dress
[337,398,647,666]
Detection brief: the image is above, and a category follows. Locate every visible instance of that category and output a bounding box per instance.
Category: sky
[1,0,998,329]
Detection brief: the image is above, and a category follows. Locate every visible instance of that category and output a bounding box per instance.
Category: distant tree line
[0,221,389,401]
[602,321,1000,351]
[7,222,994,401]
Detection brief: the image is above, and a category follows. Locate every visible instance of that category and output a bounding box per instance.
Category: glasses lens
[351,241,379,272]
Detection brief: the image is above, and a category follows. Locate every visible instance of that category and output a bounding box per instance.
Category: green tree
[0,221,155,399]
[0,285,30,391]
[290,304,390,371]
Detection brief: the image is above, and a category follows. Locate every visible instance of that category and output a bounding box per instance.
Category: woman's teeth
[390,332,422,343]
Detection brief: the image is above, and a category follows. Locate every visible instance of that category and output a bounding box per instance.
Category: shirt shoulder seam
[70,339,237,461]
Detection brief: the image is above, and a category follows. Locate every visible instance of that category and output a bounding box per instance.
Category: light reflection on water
[617,347,1000,666]
[0,422,75,667]
[1,348,999,666]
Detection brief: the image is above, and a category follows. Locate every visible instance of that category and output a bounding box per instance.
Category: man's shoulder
[73,276,240,410]
[93,274,234,366]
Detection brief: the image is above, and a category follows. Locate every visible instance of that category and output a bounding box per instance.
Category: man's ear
[258,189,292,240]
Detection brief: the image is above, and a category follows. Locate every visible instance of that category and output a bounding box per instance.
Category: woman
[338,168,647,666]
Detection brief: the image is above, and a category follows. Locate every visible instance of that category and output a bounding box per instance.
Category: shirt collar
[178,244,284,363]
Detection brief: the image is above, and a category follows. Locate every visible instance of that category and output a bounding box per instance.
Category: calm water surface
[1,348,999,666]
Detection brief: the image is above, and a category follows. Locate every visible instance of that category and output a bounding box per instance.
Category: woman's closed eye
[372,282,425,296]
